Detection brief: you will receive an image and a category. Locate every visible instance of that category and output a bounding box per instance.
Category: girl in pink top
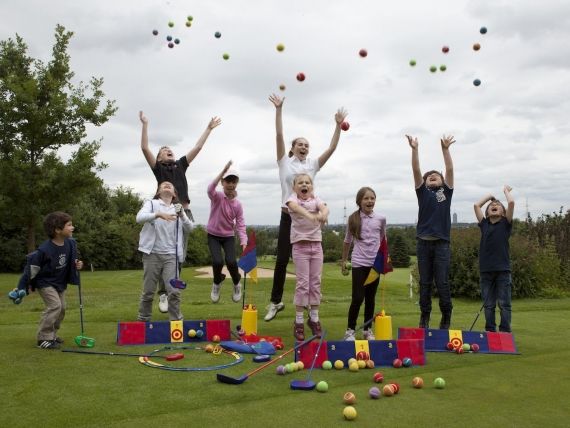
[207,161,247,304]
[286,174,329,341]
[341,187,387,341]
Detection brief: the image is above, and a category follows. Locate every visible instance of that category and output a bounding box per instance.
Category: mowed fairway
[1,263,569,427]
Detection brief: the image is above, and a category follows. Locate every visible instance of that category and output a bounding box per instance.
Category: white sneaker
[211,283,222,303]
[363,329,375,340]
[264,302,285,321]
[344,328,356,341]
[158,294,168,313]
[232,281,242,303]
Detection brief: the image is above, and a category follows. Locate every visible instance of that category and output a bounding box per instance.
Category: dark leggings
[270,211,292,304]
[207,234,241,285]
[347,266,379,330]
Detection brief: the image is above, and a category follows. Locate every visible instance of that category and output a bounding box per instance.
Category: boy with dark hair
[11,211,83,349]
[407,134,456,330]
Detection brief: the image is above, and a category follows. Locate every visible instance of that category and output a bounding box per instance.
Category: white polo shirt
[278,155,320,208]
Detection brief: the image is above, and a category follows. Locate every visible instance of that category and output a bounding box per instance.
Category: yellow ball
[334,360,344,370]
[276,43,285,52]
[348,358,357,366]
[188,329,196,338]
[357,360,366,369]
[296,361,304,371]
[343,406,357,421]
[349,362,359,372]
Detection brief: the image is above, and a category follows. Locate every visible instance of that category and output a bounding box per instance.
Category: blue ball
[152,29,158,36]
[480,26,488,34]
[174,38,180,45]
[166,35,173,42]
[196,329,204,338]
[402,357,412,367]
[215,31,222,39]
[473,78,481,86]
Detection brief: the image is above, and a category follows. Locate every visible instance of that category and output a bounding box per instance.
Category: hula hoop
[138,345,243,371]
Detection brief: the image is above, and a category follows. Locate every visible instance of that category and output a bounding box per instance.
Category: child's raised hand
[504,185,513,194]
[222,160,233,174]
[208,116,222,129]
[440,134,456,149]
[335,107,348,124]
[139,111,148,124]
[405,134,418,149]
[269,93,284,108]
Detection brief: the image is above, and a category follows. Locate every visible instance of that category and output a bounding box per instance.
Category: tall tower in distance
[343,199,347,226]
[453,212,458,224]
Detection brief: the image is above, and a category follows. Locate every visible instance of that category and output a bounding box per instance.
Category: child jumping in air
[207,161,247,304]
[286,173,329,340]
[407,134,455,329]
[341,187,387,341]
[13,212,83,349]
[139,111,221,313]
[474,185,515,332]
[136,181,193,321]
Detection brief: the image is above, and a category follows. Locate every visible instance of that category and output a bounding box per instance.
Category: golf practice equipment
[290,330,327,391]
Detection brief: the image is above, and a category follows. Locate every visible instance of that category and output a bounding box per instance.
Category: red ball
[442,45,450,53]
[356,351,369,361]
[446,342,455,351]
[392,358,403,368]
[456,347,464,354]
[391,383,400,394]
[296,72,306,82]
[373,372,384,383]
[471,343,480,353]
[359,49,368,58]
[473,43,481,51]
[340,121,350,131]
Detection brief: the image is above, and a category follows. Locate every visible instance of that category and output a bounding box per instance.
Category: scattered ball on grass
[343,406,357,421]
[434,377,446,389]
[412,376,424,388]
[343,391,356,405]
[322,360,333,370]
[316,381,329,392]
[369,387,381,399]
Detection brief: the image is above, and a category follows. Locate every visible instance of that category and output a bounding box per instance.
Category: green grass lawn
[1,263,569,427]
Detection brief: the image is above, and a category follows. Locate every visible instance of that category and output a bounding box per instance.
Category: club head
[75,336,96,348]
[290,380,316,391]
[170,278,187,290]
[252,354,271,363]
[217,373,247,385]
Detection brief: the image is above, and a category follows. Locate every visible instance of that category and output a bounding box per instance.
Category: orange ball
[343,391,356,405]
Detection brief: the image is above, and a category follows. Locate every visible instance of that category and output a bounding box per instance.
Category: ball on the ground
[409,59,417,66]
[276,43,285,52]
[429,65,437,73]
[365,360,375,369]
[195,329,204,338]
[296,361,304,371]
[340,121,350,131]
[152,29,158,36]
[373,372,384,383]
[349,361,359,372]
[356,351,369,361]
[188,329,197,338]
[473,78,481,87]
[322,360,333,370]
[276,365,286,375]
[286,363,295,373]
[369,387,381,399]
[456,346,464,354]
[212,334,221,343]
[462,343,471,352]
[205,344,214,353]
[343,391,356,405]
[471,343,480,353]
[391,383,400,394]
[348,358,357,366]
[316,381,328,392]
[402,357,412,367]
[334,360,344,370]
[434,377,446,389]
[480,26,488,34]
[187,15,193,22]
[359,48,368,58]
[174,38,180,45]
[343,406,357,421]
[446,342,455,351]
[222,53,230,60]
[392,358,403,368]
[296,72,305,82]
[412,376,424,388]
[439,64,447,72]
[473,43,481,51]
[279,84,286,91]
[357,360,366,369]
[382,384,394,396]
[168,42,174,48]
[215,31,221,39]
[442,45,450,53]
[185,21,192,27]
[166,35,173,41]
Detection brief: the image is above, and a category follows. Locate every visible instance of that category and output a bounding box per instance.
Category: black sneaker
[37,340,60,350]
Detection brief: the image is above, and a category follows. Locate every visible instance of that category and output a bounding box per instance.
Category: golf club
[469,282,496,331]
[74,273,95,348]
[230,330,271,363]
[342,311,381,340]
[217,334,318,385]
[170,210,187,290]
[62,349,184,361]
[290,330,327,390]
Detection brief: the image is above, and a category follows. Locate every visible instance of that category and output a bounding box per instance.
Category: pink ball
[392,358,403,368]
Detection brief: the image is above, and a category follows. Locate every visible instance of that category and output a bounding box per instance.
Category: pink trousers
[292,241,323,307]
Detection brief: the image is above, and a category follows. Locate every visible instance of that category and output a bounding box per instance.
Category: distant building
[453,212,458,224]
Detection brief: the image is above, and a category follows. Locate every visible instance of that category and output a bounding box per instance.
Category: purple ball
[168,42,174,49]
[276,365,286,375]
[369,386,381,399]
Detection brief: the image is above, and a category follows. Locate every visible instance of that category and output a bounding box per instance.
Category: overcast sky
[2,0,569,225]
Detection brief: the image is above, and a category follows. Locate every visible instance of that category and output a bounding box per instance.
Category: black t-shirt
[152,156,190,204]
[415,184,453,241]
[35,240,73,292]
[478,217,512,272]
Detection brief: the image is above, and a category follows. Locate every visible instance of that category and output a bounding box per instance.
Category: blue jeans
[416,239,453,314]
[480,271,512,332]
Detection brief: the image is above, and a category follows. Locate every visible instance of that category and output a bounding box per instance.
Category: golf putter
[290,330,327,390]
[170,215,187,290]
[74,274,95,348]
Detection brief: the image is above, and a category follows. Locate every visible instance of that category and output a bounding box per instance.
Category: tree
[389,234,411,268]
[0,25,117,252]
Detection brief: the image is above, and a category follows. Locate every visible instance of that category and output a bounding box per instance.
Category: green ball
[168,21,174,28]
[434,377,446,389]
[316,381,329,392]
[439,64,447,72]
[187,15,193,21]
[430,65,437,73]
[462,343,471,352]
[223,53,230,60]
[322,360,333,370]
[286,363,295,373]
[409,59,416,66]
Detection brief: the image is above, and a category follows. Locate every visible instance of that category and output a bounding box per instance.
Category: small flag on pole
[238,231,257,283]
[364,236,393,286]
